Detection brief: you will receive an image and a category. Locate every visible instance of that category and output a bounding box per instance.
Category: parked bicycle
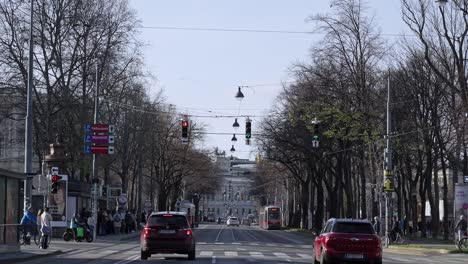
[381,232,409,248]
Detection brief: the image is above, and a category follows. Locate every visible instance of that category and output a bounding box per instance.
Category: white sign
[51,167,59,175]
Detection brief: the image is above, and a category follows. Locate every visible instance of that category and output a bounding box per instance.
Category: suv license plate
[344,254,363,259]
[159,230,176,234]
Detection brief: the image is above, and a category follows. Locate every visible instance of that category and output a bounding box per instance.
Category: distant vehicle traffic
[226,217,240,227]
[259,205,281,230]
[313,218,382,264]
[177,200,197,227]
[206,212,215,222]
[140,211,196,260]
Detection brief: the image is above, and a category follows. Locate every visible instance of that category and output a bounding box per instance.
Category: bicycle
[455,231,468,253]
[381,232,409,248]
[19,225,38,246]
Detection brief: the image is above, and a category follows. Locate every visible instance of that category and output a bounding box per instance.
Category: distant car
[140,211,196,260]
[313,218,382,264]
[227,217,240,227]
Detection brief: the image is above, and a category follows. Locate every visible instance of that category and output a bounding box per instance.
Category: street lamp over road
[235,86,244,101]
[436,0,448,7]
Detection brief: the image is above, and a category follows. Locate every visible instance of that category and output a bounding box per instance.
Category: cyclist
[455,215,467,242]
[20,207,37,244]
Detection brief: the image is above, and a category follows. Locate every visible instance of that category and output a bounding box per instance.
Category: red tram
[259,205,281,230]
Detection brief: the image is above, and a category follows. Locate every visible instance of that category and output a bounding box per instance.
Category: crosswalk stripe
[198,242,207,244]
[249,252,264,257]
[214,242,224,245]
[225,251,238,257]
[297,253,312,259]
[273,252,289,258]
[232,242,241,245]
[199,251,213,256]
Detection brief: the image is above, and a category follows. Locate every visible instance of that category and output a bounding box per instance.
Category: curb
[385,246,453,256]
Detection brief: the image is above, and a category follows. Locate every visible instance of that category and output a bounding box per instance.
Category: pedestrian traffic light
[312,123,319,140]
[181,119,189,141]
[245,120,251,139]
[50,174,62,194]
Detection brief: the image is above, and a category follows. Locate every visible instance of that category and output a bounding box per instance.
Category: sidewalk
[0,232,140,264]
[384,238,459,256]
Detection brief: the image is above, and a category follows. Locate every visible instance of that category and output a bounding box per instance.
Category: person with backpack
[113,211,122,235]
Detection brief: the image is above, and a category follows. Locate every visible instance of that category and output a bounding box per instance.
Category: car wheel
[188,249,196,260]
[141,251,149,260]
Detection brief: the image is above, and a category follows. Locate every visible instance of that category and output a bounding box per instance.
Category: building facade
[205,156,259,221]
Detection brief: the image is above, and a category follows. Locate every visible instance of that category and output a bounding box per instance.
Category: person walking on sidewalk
[40,207,52,249]
[373,216,381,235]
[113,212,122,235]
[455,215,467,242]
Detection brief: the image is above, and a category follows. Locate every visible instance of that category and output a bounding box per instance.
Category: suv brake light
[186,229,192,236]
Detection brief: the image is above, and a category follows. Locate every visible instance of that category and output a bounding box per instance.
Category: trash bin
[77,227,84,238]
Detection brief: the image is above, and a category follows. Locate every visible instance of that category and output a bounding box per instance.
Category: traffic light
[312,123,320,140]
[51,174,62,194]
[245,120,251,139]
[181,119,189,142]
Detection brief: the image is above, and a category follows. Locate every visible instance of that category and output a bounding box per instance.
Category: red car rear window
[148,215,189,228]
[333,222,374,234]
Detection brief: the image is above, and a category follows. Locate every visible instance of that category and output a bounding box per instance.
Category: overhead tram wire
[137,26,416,38]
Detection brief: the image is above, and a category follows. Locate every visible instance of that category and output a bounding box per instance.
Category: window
[333,222,374,234]
[0,133,4,157]
[148,215,189,228]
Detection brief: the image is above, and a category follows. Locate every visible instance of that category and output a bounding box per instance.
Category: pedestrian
[373,216,381,235]
[391,217,400,242]
[87,213,96,237]
[113,211,122,235]
[455,215,467,242]
[106,210,113,234]
[99,210,107,235]
[40,207,52,249]
[36,209,43,246]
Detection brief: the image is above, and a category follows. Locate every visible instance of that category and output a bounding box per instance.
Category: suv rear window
[332,222,374,234]
[148,215,189,228]
[230,217,238,220]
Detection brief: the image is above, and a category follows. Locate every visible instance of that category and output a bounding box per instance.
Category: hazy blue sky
[128,0,408,160]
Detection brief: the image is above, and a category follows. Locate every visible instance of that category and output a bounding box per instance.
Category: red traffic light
[51,175,62,182]
[182,120,188,127]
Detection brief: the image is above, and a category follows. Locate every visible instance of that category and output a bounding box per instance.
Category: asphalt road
[13,223,468,264]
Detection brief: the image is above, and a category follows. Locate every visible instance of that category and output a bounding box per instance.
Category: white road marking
[200,251,214,256]
[198,242,207,244]
[225,251,238,257]
[297,253,312,259]
[215,224,225,242]
[274,252,289,258]
[114,255,139,264]
[249,252,264,257]
[232,242,241,245]
[212,256,216,264]
[215,242,224,245]
[249,243,260,246]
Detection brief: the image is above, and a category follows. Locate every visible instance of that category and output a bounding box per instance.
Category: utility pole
[92,63,99,241]
[24,0,34,212]
[384,74,395,243]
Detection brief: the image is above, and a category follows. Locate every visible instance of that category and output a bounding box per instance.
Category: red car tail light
[186,229,192,236]
[143,228,152,238]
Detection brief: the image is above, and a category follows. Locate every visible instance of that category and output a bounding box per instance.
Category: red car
[140,211,196,260]
[313,218,382,264]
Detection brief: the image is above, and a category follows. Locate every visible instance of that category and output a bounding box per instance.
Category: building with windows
[204,156,258,222]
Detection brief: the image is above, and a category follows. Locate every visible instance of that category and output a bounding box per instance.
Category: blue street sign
[84,124,92,133]
[85,135,92,143]
[84,145,91,154]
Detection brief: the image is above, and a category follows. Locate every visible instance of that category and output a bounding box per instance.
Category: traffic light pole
[92,63,99,242]
[23,0,34,213]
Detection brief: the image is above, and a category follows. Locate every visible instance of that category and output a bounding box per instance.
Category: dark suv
[140,211,196,260]
[313,218,382,264]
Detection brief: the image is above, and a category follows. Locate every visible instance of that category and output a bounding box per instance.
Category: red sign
[85,145,115,154]
[85,124,115,134]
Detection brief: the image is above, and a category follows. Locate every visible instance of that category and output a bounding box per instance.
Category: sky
[128,0,408,160]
